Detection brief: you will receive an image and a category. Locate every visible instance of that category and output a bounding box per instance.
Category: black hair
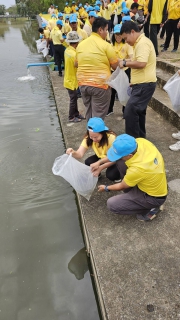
[112,33,125,45]
[92,17,108,33]
[120,21,139,34]
[85,128,116,148]
[131,3,139,9]
[38,27,43,33]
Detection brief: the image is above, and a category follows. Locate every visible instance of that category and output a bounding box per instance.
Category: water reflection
[20,21,38,53]
[68,247,89,280]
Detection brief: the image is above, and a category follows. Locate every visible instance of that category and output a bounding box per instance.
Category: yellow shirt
[144,0,150,15]
[44,28,50,39]
[76,32,118,89]
[64,22,71,34]
[131,33,157,84]
[126,0,134,9]
[77,27,88,41]
[83,19,92,36]
[81,133,116,158]
[71,5,77,13]
[48,18,57,31]
[64,46,78,90]
[50,27,63,45]
[167,0,180,20]
[54,8,58,15]
[137,0,144,10]
[64,6,72,14]
[111,2,117,14]
[113,42,133,59]
[102,4,112,20]
[116,0,123,14]
[124,138,168,197]
[150,0,166,24]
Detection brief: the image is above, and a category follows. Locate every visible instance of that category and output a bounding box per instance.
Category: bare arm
[66,145,87,159]
[119,60,147,69]
[98,179,130,192]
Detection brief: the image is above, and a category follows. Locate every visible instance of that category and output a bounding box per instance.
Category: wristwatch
[123,59,126,67]
[104,185,110,192]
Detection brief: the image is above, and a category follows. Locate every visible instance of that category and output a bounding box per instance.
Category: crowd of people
[39,0,180,221]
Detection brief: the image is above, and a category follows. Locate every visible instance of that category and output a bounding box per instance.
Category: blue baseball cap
[89,11,98,17]
[111,0,115,2]
[65,2,68,5]
[40,34,43,39]
[87,117,109,133]
[96,0,101,4]
[69,14,77,23]
[51,13,56,18]
[42,22,47,28]
[56,20,64,26]
[122,1,127,9]
[84,5,87,8]
[122,15,131,22]
[94,5,100,11]
[114,24,122,33]
[58,12,63,17]
[79,3,82,7]
[72,1,75,3]
[65,15,69,19]
[121,7,130,14]
[107,134,137,161]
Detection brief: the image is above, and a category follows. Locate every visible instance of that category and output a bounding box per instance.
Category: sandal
[77,114,85,120]
[69,117,82,123]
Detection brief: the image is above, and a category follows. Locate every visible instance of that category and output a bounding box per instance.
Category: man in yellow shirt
[161,0,180,52]
[64,2,72,14]
[119,21,156,138]
[64,31,84,122]
[69,14,88,41]
[98,134,167,222]
[50,20,65,76]
[76,17,119,120]
[102,0,112,31]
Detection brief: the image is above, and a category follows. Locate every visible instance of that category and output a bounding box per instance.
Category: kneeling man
[98,134,168,221]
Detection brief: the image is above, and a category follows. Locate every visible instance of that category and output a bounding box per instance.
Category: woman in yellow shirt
[107,24,133,116]
[66,117,121,181]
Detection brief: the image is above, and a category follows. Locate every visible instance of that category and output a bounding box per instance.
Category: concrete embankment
[50,70,180,320]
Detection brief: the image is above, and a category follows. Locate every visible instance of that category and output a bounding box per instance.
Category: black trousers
[85,154,120,181]
[124,82,156,138]
[54,44,65,75]
[150,24,160,55]
[164,19,180,50]
[67,89,79,120]
[144,15,150,38]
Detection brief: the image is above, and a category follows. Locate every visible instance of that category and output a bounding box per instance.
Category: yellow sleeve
[135,41,151,63]
[108,134,116,147]
[81,138,89,149]
[106,43,119,65]
[124,167,144,187]
[127,43,133,58]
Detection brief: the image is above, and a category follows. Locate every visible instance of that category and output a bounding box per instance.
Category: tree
[0,4,6,15]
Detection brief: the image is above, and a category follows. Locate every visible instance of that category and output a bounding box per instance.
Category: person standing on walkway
[148,0,167,56]
[161,0,180,53]
[76,17,119,121]
[64,31,85,123]
[98,134,168,222]
[69,14,88,42]
[119,21,156,138]
[50,20,65,77]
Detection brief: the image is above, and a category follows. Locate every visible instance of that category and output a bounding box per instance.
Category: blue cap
[72,1,75,3]
[65,15,69,19]
[94,5,100,11]
[65,2,68,5]
[96,0,101,4]
[86,7,91,12]
[122,15,131,22]
[69,14,77,23]
[56,20,64,26]
[114,24,122,33]
[51,13,56,18]
[56,5,58,7]
[89,11,98,17]
[107,134,137,161]
[87,117,109,133]
[79,3,82,7]
[121,7,130,14]
[111,0,115,2]
[58,12,63,17]
[84,5,87,8]
[42,22,47,28]
[40,34,43,39]
[76,7,79,10]
[122,1,127,9]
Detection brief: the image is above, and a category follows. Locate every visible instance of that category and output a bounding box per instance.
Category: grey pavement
[50,70,180,320]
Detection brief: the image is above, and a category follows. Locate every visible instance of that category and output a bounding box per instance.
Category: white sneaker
[169,141,180,151]
[172,132,180,140]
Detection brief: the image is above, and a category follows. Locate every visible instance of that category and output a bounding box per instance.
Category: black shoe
[171,49,177,52]
[160,43,165,47]
[58,73,62,77]
[161,48,167,52]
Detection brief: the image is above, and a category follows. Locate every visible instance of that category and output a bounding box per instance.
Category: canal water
[0,19,100,320]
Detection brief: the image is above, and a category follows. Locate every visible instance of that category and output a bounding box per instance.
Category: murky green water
[0,19,100,320]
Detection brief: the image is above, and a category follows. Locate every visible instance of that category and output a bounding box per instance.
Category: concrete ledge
[49,69,180,320]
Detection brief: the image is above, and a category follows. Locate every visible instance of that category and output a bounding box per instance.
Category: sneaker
[169,141,180,151]
[171,49,177,52]
[106,111,114,117]
[172,132,180,140]
[136,206,163,222]
[161,48,167,52]
[160,43,165,47]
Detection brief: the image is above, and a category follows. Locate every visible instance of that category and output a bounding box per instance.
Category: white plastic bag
[42,47,49,57]
[163,72,180,112]
[113,13,118,26]
[107,67,130,106]
[52,154,98,200]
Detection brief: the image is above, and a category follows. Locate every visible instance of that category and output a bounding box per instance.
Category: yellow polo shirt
[102,4,112,20]
[81,133,116,158]
[71,5,77,13]
[150,0,166,24]
[124,138,168,197]
[116,0,123,14]
[113,42,133,59]
[44,28,50,39]
[64,6,72,14]
[126,0,134,9]
[167,0,180,20]
[144,0,150,15]
[64,46,78,90]
[64,22,71,34]
[137,0,144,10]
[76,32,118,89]
[131,33,157,84]
[48,18,57,31]
[50,27,63,45]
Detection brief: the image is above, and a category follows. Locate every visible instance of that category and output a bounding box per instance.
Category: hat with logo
[122,15,131,22]
[107,134,137,161]
[89,11,98,17]
[56,20,64,26]
[87,117,109,133]
[69,14,77,23]
[114,24,122,33]
[66,31,81,43]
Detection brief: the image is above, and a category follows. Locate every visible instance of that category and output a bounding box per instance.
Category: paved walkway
[50,70,180,320]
